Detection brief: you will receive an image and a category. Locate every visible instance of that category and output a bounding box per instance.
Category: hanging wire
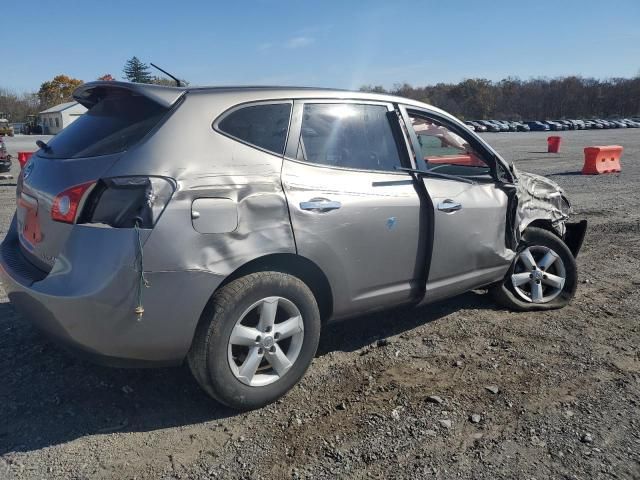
[134,221,150,321]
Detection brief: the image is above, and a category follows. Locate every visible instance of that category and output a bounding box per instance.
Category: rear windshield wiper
[396,166,475,185]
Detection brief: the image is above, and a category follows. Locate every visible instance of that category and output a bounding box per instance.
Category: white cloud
[285,36,314,49]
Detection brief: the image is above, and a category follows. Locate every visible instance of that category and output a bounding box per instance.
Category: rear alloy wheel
[491,227,577,311]
[188,272,320,410]
[227,296,305,387]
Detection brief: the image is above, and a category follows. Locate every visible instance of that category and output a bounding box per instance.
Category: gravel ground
[1,130,639,479]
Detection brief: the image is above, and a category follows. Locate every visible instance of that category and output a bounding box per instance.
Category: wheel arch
[523,218,562,238]
[216,253,334,323]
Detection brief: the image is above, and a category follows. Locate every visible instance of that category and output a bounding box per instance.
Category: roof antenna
[150,62,183,87]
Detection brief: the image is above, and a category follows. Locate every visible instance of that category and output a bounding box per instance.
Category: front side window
[217,103,291,155]
[407,112,490,175]
[297,103,402,172]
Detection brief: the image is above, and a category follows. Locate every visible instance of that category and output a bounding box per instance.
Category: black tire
[490,227,577,311]
[187,271,321,410]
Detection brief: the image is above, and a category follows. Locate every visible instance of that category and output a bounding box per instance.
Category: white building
[39,102,87,135]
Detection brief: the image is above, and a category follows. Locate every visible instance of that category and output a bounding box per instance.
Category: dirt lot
[1,130,639,480]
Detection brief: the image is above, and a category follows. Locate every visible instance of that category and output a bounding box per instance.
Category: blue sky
[3,0,639,93]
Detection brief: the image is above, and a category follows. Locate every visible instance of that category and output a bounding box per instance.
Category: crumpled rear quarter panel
[104,89,297,296]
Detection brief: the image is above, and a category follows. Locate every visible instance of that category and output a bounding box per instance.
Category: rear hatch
[16,82,183,272]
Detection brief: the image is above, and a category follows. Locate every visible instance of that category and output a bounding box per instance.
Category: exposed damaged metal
[513,167,571,236]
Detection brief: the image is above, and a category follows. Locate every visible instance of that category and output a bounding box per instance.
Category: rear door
[400,106,513,302]
[16,86,177,271]
[282,100,427,318]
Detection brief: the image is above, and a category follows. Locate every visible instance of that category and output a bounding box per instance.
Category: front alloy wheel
[491,227,578,311]
[510,246,566,303]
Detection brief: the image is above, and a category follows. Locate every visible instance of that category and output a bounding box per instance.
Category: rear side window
[217,103,291,155]
[41,92,170,159]
[296,103,401,171]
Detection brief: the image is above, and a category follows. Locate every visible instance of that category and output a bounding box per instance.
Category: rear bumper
[0,216,223,366]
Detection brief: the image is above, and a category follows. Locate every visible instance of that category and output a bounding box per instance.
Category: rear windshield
[40,92,170,159]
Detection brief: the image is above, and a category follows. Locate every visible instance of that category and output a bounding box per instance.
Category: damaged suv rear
[0,82,586,409]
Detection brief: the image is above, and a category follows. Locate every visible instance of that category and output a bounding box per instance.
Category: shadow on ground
[0,290,497,454]
[317,290,495,355]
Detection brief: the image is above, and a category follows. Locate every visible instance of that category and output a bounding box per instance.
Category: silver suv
[0,82,587,409]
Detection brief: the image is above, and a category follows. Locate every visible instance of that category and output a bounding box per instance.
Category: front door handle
[437,199,462,213]
[299,198,342,212]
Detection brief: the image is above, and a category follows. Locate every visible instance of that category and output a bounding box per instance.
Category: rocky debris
[581,433,594,444]
[438,419,452,429]
[426,395,444,405]
[470,414,482,424]
[485,385,500,394]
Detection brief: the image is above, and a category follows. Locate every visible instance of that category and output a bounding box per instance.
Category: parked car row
[464,118,640,132]
[464,120,530,132]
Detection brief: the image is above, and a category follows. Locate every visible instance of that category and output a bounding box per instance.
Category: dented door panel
[282,159,424,318]
[422,178,514,302]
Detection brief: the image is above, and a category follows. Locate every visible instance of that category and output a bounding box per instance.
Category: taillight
[51,182,96,223]
[78,176,175,228]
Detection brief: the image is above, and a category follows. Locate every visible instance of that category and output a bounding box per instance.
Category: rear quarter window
[216,103,292,155]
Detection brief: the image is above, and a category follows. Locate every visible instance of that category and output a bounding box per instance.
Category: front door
[400,107,513,302]
[282,100,426,319]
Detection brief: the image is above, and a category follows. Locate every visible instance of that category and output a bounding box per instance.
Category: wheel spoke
[542,273,565,289]
[530,281,543,302]
[238,346,263,383]
[230,324,261,346]
[258,298,278,331]
[512,272,531,287]
[519,248,537,270]
[274,315,303,340]
[266,344,292,376]
[538,250,558,271]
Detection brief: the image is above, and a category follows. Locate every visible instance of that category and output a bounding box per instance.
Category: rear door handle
[437,199,462,213]
[299,198,342,212]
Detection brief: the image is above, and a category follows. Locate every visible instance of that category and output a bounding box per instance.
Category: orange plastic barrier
[17,151,33,169]
[582,145,623,175]
[547,136,561,153]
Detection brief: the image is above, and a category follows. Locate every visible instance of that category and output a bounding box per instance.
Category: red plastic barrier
[582,145,622,175]
[17,151,33,169]
[547,136,562,153]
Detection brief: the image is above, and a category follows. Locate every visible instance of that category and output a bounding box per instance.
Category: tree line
[3,69,640,123]
[360,76,640,120]
[0,57,183,122]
